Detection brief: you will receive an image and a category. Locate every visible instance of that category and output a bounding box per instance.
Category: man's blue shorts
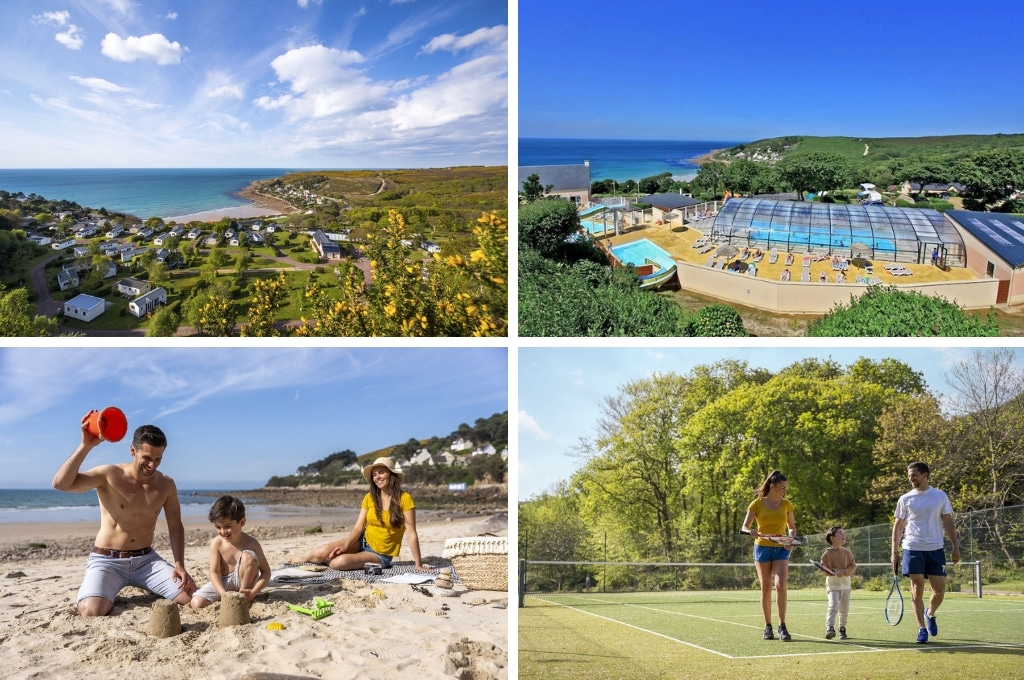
[754,545,792,563]
[902,548,947,577]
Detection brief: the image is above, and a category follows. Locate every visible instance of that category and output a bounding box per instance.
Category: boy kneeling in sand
[190,495,272,609]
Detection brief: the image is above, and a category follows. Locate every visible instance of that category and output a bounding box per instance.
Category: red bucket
[86,407,128,443]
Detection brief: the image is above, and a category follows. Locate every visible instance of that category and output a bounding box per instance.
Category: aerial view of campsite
[0,0,507,337]
[518,1,1024,337]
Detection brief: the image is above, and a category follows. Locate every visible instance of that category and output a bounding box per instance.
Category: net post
[974,560,982,599]
[518,560,526,608]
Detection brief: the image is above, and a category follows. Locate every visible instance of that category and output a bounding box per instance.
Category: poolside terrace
[595,219,996,314]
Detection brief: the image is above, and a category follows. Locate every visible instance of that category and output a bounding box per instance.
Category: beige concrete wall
[675,261,1000,314]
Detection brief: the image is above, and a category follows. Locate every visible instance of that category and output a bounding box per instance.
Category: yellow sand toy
[265,622,285,630]
[287,597,334,620]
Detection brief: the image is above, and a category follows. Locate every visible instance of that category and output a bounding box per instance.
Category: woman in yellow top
[287,457,427,571]
[741,469,797,642]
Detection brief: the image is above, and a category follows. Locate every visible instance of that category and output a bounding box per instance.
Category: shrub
[688,304,748,336]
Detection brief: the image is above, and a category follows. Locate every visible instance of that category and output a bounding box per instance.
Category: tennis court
[520,562,1024,679]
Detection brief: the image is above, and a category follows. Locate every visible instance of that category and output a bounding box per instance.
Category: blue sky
[0,347,508,489]
[519,0,1024,141]
[518,345,1023,501]
[0,0,507,168]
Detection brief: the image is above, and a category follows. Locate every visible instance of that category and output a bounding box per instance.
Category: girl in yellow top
[741,469,797,642]
[287,457,427,571]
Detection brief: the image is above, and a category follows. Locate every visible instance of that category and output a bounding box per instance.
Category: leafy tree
[868,393,948,509]
[518,199,579,257]
[638,172,673,195]
[0,284,57,336]
[146,305,180,337]
[807,285,999,337]
[182,282,236,336]
[520,173,552,203]
[687,304,747,337]
[777,151,852,199]
[520,482,595,566]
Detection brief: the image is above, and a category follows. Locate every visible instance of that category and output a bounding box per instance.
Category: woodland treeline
[519,350,1024,563]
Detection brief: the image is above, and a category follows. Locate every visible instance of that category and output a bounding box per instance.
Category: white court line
[528,595,1024,660]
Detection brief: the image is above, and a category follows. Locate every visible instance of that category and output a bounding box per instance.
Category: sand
[0,514,508,680]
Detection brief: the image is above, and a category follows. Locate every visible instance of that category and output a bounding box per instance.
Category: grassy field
[520,588,1024,679]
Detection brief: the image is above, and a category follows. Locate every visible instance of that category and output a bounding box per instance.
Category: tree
[777,151,852,199]
[518,199,579,257]
[0,284,57,336]
[241,272,288,337]
[807,286,999,337]
[520,173,552,203]
[182,282,237,336]
[146,305,180,337]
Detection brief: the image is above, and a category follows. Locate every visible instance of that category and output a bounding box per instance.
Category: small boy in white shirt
[820,526,857,639]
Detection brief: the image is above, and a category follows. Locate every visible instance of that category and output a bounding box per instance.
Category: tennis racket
[741,529,801,547]
[809,560,835,576]
[885,571,904,625]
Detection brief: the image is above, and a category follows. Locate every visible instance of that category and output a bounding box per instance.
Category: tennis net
[519,559,982,607]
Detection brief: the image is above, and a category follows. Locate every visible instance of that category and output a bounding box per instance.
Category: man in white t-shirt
[891,461,961,644]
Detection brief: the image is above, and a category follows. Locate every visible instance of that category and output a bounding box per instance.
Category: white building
[63,294,106,322]
[128,287,167,317]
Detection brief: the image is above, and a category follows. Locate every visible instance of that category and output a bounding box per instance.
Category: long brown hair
[756,469,787,498]
[368,468,405,529]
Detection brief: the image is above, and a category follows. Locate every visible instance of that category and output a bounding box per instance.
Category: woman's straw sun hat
[362,456,404,482]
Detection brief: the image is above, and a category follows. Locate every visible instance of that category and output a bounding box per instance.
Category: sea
[0,488,293,524]
[518,138,745,183]
[0,168,294,219]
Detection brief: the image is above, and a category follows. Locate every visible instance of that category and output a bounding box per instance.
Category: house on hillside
[409,448,433,466]
[310,229,342,260]
[118,277,152,298]
[517,162,592,206]
[450,437,473,452]
[57,266,80,291]
[472,443,497,457]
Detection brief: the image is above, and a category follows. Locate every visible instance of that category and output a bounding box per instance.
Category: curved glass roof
[710,198,965,265]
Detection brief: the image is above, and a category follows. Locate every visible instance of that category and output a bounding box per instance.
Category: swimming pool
[582,219,616,235]
[610,239,675,273]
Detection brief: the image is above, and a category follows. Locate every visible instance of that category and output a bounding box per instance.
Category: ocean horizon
[519,137,746,183]
[0,488,333,524]
[0,168,295,219]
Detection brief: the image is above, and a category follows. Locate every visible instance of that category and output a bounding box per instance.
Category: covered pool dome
[709,197,965,266]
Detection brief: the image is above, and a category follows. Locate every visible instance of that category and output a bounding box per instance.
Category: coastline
[0,512,509,679]
[688,147,730,166]
[163,180,297,223]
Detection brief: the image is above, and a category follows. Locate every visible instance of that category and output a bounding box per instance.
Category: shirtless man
[52,415,196,616]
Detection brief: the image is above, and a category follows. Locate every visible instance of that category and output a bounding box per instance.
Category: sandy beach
[0,511,508,679]
[164,179,298,223]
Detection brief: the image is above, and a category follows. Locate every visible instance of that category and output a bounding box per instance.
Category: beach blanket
[270,562,461,586]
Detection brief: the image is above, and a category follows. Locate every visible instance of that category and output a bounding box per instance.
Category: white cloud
[421,25,507,54]
[101,33,187,65]
[33,10,84,49]
[208,84,244,99]
[99,0,134,14]
[69,76,130,93]
[389,53,506,130]
[519,410,551,441]
[55,25,85,50]
[33,11,70,25]
[297,0,323,7]
[164,12,178,20]
[256,45,389,119]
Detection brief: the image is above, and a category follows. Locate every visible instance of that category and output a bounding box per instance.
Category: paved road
[30,253,62,318]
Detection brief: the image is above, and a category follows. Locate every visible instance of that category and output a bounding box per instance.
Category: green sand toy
[287,597,334,620]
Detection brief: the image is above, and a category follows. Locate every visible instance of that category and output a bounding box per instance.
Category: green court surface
[519,590,1024,679]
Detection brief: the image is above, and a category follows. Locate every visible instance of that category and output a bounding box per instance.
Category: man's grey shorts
[77,549,184,604]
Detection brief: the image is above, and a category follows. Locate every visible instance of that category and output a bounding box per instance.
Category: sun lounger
[753,251,764,262]
[769,250,779,264]
[705,256,715,267]
[835,273,845,283]
[779,269,791,282]
[889,268,912,276]
[864,263,874,274]
[869,276,882,284]
[812,253,829,263]
[697,243,715,255]
[784,253,795,266]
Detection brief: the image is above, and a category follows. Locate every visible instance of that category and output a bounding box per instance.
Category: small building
[518,161,592,206]
[73,245,91,259]
[947,210,1024,305]
[63,294,106,322]
[310,229,342,260]
[187,227,202,240]
[420,241,441,254]
[204,234,220,246]
[57,267,80,291]
[52,238,76,250]
[106,225,124,238]
[28,234,52,246]
[128,287,167,317]
[118,277,153,298]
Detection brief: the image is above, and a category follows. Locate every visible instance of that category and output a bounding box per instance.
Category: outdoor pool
[582,219,616,235]
[610,239,675,273]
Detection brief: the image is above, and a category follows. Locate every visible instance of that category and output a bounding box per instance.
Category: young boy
[190,495,272,609]
[820,526,857,639]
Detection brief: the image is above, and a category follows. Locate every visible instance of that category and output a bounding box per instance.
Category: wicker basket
[442,536,507,591]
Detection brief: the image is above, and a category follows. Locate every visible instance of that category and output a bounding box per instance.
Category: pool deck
[595,219,979,286]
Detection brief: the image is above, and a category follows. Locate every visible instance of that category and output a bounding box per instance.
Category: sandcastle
[147,599,182,638]
[219,591,251,627]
